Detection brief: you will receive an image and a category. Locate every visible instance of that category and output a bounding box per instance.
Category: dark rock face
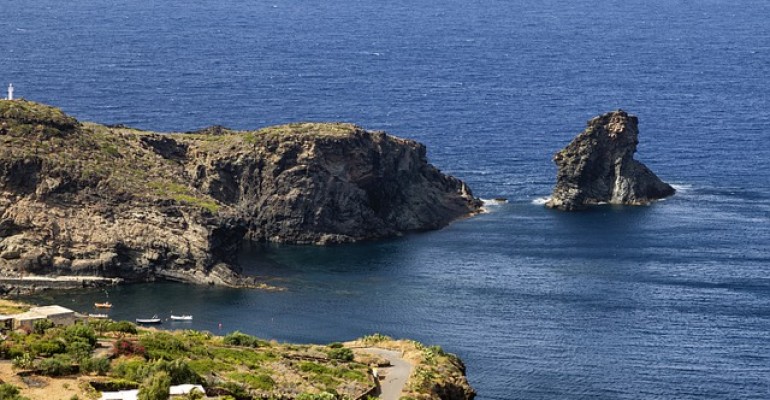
[546,110,675,210]
[0,101,481,288]
[188,127,481,244]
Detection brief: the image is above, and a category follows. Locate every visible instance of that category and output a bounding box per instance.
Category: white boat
[136,315,162,324]
[170,315,193,321]
[88,313,109,319]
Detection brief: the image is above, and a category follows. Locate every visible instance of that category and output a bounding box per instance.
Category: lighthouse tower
[5,83,13,101]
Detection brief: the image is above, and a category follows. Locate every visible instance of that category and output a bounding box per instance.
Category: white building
[99,384,206,400]
[11,305,78,330]
[5,83,13,100]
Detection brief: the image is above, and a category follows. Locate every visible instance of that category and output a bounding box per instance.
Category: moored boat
[136,315,162,324]
[88,313,109,319]
[170,315,193,321]
[94,302,112,308]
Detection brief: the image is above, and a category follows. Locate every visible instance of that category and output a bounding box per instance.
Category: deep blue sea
[3,0,770,398]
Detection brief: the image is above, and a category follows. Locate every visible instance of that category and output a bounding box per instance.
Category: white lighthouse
[5,83,13,101]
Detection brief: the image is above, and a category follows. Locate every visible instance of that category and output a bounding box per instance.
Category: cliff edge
[546,110,675,210]
[0,100,481,289]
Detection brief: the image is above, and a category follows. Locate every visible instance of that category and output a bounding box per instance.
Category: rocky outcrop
[546,110,675,210]
[0,100,481,289]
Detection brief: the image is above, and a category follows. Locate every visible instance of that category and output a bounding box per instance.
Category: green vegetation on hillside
[0,318,374,399]
[0,100,221,213]
[0,101,367,215]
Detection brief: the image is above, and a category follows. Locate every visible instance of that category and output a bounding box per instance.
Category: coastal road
[360,348,413,400]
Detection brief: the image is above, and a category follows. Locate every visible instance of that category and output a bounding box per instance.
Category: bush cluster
[113,358,201,385]
[327,347,354,362]
[113,338,147,357]
[222,331,269,348]
[0,383,30,400]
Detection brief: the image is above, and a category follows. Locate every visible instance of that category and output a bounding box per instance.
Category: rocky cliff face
[546,110,675,210]
[0,100,481,289]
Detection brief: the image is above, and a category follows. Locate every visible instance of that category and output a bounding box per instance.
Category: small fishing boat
[136,315,162,324]
[88,313,109,319]
[170,315,193,321]
[94,302,112,308]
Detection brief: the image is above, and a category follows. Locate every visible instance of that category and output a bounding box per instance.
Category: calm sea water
[4,0,770,399]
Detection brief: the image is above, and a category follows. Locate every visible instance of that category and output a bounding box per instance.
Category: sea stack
[546,110,675,211]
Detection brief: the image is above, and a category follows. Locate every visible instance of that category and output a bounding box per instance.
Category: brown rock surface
[546,110,675,210]
[0,100,481,290]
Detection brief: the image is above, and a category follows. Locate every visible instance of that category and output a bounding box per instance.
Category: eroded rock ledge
[0,100,481,291]
[546,110,675,210]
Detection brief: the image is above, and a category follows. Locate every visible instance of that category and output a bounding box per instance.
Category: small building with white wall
[11,305,78,330]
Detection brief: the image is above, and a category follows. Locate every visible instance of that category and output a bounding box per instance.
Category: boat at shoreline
[136,315,161,324]
[88,313,109,319]
[170,315,193,321]
[94,302,112,308]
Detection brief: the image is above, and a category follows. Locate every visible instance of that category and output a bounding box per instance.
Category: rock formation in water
[0,100,481,290]
[546,110,675,210]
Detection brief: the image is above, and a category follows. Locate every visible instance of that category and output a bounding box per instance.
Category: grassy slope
[1,100,363,214]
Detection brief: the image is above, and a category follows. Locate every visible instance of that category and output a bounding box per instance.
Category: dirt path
[360,348,413,400]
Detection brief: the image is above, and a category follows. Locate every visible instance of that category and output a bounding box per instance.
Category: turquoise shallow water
[4,0,770,398]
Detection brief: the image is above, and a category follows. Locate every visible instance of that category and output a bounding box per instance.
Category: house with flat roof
[11,305,78,330]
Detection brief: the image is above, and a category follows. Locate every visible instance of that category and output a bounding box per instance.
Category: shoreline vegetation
[0,300,475,400]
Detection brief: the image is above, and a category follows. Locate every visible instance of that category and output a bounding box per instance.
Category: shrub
[228,372,275,391]
[64,325,97,347]
[222,331,267,348]
[296,393,336,400]
[139,332,188,360]
[113,358,200,385]
[360,333,391,344]
[112,358,152,382]
[67,340,93,360]
[105,320,138,334]
[37,354,78,376]
[12,352,34,370]
[33,319,55,334]
[0,383,30,400]
[80,356,111,375]
[113,339,147,357]
[89,379,140,392]
[327,342,343,349]
[216,382,250,399]
[4,344,25,360]
[327,347,354,362]
[30,339,66,356]
[152,359,202,385]
[137,371,171,400]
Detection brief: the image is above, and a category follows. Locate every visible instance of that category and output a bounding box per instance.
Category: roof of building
[99,389,137,400]
[9,305,77,322]
[29,305,76,315]
[169,384,205,395]
[99,384,204,400]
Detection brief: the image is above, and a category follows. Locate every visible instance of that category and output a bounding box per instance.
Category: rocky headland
[546,110,675,211]
[0,100,481,291]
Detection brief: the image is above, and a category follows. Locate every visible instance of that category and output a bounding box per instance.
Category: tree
[137,371,171,400]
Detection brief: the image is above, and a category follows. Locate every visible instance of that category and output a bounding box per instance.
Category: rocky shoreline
[0,100,482,292]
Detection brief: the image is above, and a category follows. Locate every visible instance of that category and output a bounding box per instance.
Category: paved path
[360,348,413,400]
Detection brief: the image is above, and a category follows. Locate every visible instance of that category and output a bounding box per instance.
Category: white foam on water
[671,183,693,193]
[480,198,509,213]
[531,197,550,205]
[481,198,508,206]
